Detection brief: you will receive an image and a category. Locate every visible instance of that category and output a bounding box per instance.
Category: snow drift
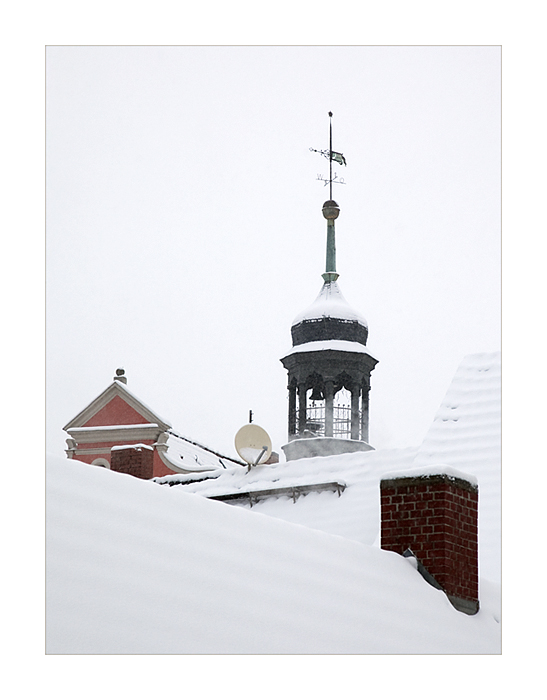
[46,455,500,654]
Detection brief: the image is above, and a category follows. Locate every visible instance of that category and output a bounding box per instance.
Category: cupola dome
[291,280,368,346]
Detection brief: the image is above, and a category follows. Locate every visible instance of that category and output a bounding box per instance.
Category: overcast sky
[46,45,500,461]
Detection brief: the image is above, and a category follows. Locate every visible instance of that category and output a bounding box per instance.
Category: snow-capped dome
[292,280,367,326]
[291,280,368,347]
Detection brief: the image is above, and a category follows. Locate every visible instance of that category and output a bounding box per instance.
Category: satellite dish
[234,423,272,467]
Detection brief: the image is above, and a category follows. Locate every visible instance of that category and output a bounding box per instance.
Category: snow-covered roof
[412,351,501,582]
[175,446,417,546]
[47,352,500,652]
[291,280,368,327]
[413,353,501,472]
[46,454,500,653]
[165,352,501,583]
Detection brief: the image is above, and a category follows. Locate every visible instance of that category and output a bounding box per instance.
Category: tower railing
[305,403,356,439]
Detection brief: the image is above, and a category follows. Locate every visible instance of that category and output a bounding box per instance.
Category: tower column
[288,382,297,437]
[298,383,307,435]
[361,381,370,443]
[351,385,360,440]
[325,380,334,437]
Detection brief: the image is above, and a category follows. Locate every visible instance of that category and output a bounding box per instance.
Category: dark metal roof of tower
[290,278,369,347]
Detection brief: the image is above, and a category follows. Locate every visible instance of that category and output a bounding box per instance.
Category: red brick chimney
[110,444,154,480]
[380,466,479,615]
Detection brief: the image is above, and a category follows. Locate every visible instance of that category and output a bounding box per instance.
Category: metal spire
[329,111,333,200]
[310,113,346,283]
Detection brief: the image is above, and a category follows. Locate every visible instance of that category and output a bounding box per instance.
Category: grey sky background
[46,45,501,461]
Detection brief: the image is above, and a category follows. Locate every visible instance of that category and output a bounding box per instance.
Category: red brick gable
[83,395,150,427]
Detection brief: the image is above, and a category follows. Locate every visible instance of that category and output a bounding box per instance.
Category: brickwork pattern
[380,474,478,605]
[110,446,154,480]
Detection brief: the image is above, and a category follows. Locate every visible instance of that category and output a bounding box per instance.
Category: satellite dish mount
[234,423,273,471]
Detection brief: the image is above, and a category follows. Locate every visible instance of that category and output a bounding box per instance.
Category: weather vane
[310,111,347,200]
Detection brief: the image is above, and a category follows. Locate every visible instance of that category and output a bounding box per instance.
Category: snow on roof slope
[412,352,501,582]
[291,280,368,326]
[70,423,159,432]
[178,446,418,547]
[46,454,500,654]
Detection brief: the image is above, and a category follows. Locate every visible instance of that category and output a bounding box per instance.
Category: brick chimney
[380,466,479,615]
[110,444,154,480]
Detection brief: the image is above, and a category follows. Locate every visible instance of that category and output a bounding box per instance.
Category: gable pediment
[63,381,172,432]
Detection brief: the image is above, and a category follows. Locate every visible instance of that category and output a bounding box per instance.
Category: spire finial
[114,367,127,384]
[310,114,345,283]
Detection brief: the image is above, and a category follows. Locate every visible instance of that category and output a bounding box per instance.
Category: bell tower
[280,114,378,461]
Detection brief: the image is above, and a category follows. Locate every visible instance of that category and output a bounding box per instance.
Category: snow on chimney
[380,466,479,615]
[110,444,154,480]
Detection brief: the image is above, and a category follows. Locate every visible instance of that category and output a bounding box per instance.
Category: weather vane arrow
[310,111,347,199]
